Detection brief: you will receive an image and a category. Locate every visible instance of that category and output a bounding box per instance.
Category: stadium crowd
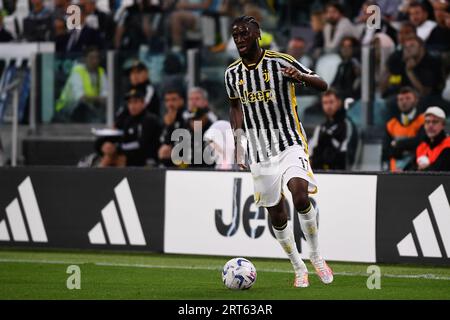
[0,0,449,171]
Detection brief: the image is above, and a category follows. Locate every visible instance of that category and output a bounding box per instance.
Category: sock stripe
[272,222,287,231]
[299,202,312,214]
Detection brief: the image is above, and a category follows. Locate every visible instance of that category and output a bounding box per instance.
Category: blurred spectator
[114,0,164,51]
[23,0,52,41]
[355,0,397,45]
[309,10,325,60]
[373,33,395,94]
[160,52,185,94]
[287,37,313,69]
[55,47,108,123]
[125,60,160,117]
[184,106,215,168]
[53,17,69,52]
[382,87,425,171]
[383,35,443,99]
[374,0,403,20]
[408,1,437,42]
[204,120,235,170]
[416,106,450,171]
[170,0,222,52]
[0,12,13,42]
[184,87,218,123]
[380,22,416,94]
[426,0,450,52]
[323,1,357,53]
[309,89,358,170]
[331,36,361,99]
[64,5,103,53]
[226,4,279,60]
[79,0,116,49]
[158,89,187,167]
[100,87,162,167]
[53,0,71,20]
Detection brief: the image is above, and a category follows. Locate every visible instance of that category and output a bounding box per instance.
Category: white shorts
[249,145,318,208]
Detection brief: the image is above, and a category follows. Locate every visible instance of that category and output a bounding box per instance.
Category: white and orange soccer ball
[222,257,257,290]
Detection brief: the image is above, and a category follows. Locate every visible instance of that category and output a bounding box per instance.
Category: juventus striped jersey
[225,49,315,163]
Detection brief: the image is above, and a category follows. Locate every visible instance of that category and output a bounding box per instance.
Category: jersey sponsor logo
[240,89,275,104]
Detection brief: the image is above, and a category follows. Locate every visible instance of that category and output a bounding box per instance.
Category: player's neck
[242,47,264,67]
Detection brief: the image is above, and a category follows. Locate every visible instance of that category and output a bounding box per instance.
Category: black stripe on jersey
[236,64,259,163]
[281,72,303,146]
[244,67,263,163]
[266,59,288,153]
[260,59,283,155]
[252,64,272,159]
[225,69,236,99]
[271,60,294,147]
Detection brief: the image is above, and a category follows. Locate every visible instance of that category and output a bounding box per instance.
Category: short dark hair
[84,46,99,57]
[325,1,345,15]
[404,35,425,47]
[340,36,360,48]
[321,88,341,100]
[164,89,184,99]
[232,15,260,30]
[409,1,428,12]
[400,21,417,33]
[398,86,419,97]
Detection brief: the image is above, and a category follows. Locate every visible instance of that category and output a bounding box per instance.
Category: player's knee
[292,193,310,213]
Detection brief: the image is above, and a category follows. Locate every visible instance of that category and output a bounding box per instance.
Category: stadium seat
[314,53,342,85]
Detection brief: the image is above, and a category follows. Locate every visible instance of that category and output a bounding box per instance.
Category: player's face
[232,23,258,57]
[424,115,445,140]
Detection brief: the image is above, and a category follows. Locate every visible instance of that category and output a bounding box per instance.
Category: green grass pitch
[0,249,449,300]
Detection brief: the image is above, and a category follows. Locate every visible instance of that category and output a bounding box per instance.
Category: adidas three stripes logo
[0,177,48,243]
[397,185,450,258]
[88,178,146,246]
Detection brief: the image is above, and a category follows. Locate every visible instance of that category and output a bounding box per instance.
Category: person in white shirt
[323,2,357,53]
[408,1,437,42]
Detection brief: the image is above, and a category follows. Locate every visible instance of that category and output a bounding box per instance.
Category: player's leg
[287,177,333,284]
[267,197,309,288]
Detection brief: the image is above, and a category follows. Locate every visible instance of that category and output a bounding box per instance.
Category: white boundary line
[1,258,450,281]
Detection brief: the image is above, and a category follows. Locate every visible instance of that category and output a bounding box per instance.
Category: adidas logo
[0,177,48,243]
[397,185,450,258]
[88,178,146,246]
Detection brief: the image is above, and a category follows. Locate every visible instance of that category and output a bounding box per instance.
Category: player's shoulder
[265,50,297,63]
[225,58,242,72]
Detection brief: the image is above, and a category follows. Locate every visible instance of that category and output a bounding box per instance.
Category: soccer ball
[222,257,257,290]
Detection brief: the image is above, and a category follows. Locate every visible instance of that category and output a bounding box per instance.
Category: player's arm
[281,66,328,92]
[229,98,247,169]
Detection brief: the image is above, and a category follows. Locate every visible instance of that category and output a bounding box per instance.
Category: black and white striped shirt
[225,49,315,163]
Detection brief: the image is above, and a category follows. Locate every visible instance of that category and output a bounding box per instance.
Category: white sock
[273,222,307,274]
[298,202,320,257]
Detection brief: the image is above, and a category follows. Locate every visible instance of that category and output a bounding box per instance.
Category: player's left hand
[281,67,304,82]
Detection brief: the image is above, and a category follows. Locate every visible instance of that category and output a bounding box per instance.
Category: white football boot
[293,270,310,288]
[310,254,333,284]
